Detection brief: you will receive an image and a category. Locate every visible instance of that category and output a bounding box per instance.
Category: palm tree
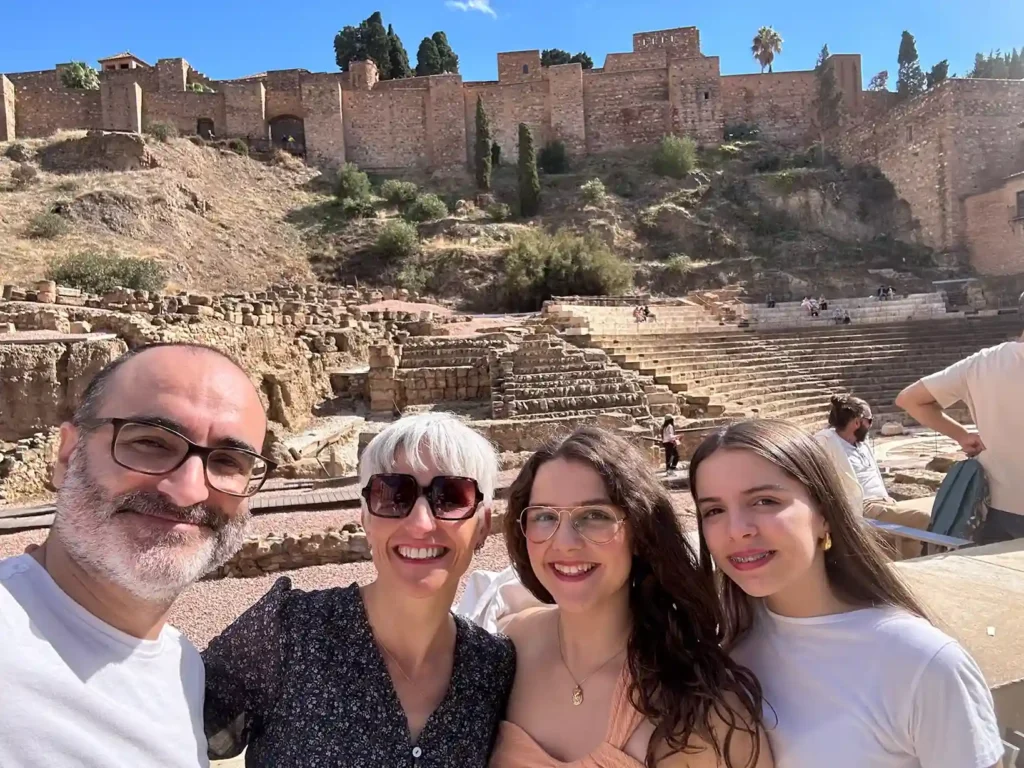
[752,26,784,73]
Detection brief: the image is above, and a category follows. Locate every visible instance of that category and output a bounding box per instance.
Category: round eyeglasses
[519,505,625,545]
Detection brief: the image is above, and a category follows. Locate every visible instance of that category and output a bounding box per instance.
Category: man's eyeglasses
[81,418,276,497]
[519,504,625,545]
[362,473,483,520]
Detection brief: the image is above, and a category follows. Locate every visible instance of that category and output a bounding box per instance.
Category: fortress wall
[426,76,468,170]
[143,89,226,136]
[583,68,670,154]
[265,70,306,119]
[13,84,101,137]
[671,56,722,144]
[342,86,429,169]
[464,79,549,164]
[546,64,586,155]
[720,71,816,143]
[302,75,345,167]
[603,51,668,72]
[633,27,701,59]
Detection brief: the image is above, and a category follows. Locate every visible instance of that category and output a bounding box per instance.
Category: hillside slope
[0,132,320,292]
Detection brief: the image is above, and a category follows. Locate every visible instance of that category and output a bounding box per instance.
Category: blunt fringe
[359,412,499,502]
[689,419,929,647]
[505,426,765,768]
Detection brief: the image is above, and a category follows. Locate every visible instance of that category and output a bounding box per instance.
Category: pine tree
[926,60,949,89]
[812,45,844,165]
[387,24,413,79]
[474,97,492,191]
[416,37,443,76]
[518,123,541,217]
[896,31,926,99]
[431,31,459,74]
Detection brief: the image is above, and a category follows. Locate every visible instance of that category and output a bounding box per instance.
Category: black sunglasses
[362,473,483,520]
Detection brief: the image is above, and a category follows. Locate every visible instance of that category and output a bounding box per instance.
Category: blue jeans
[977,508,1024,545]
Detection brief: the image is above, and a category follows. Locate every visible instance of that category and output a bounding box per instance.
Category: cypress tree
[363,12,391,79]
[518,123,541,217]
[813,45,844,165]
[387,24,413,79]
[416,37,443,76]
[432,31,460,74]
[896,31,926,98]
[474,96,492,191]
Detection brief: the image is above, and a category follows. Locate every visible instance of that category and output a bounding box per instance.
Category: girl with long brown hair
[490,426,771,768]
[689,419,1004,768]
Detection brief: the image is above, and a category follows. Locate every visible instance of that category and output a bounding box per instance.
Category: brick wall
[633,27,701,58]
[497,51,543,83]
[547,64,586,155]
[157,59,188,92]
[426,76,468,170]
[721,71,816,143]
[965,174,1024,275]
[464,79,549,163]
[145,90,226,136]
[343,86,428,169]
[301,75,345,168]
[604,51,668,72]
[265,70,305,120]
[0,75,15,141]
[671,56,722,144]
[13,84,101,137]
[221,80,266,139]
[583,69,670,153]
[100,81,141,133]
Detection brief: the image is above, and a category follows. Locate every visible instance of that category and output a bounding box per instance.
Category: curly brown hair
[505,425,765,768]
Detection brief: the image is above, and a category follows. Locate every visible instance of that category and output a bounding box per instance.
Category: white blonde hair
[358,412,499,502]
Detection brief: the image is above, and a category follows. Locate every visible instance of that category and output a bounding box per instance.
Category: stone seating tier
[580,316,1020,431]
[739,293,949,328]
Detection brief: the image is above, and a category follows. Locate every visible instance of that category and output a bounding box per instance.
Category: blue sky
[2,0,1022,86]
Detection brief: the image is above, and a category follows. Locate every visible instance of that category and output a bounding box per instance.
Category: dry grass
[0,136,322,291]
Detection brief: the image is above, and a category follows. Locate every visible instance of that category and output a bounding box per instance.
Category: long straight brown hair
[505,426,765,768]
[688,419,929,646]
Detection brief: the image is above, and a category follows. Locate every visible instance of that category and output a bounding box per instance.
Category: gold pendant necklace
[556,619,627,706]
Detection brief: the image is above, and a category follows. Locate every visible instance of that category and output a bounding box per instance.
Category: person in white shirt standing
[690,419,1004,768]
[896,325,1024,544]
[661,415,680,473]
[815,394,930,559]
[0,342,273,768]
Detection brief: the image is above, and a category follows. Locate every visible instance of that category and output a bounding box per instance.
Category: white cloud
[445,0,497,17]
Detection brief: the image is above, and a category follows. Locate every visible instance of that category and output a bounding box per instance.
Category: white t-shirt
[731,606,1003,768]
[662,423,675,443]
[838,434,890,501]
[0,554,209,768]
[922,341,1024,515]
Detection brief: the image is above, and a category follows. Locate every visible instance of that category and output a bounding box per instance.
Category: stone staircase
[543,299,738,337]
[737,292,951,329]
[491,335,676,422]
[584,316,1022,431]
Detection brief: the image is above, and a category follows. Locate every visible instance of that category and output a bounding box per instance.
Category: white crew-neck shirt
[731,605,1003,768]
[0,554,209,768]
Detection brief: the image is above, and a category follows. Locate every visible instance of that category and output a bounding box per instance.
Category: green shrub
[501,229,633,311]
[335,163,371,200]
[3,143,29,162]
[653,135,697,179]
[46,251,165,295]
[665,253,696,276]
[397,258,430,294]
[340,197,376,219]
[379,179,419,205]
[724,122,760,141]
[486,202,512,222]
[59,62,100,90]
[538,140,569,174]
[403,193,448,222]
[227,138,248,156]
[579,178,606,205]
[27,212,70,239]
[11,162,38,186]
[147,122,178,143]
[375,221,420,261]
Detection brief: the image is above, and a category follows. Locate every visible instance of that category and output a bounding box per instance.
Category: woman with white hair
[202,412,515,767]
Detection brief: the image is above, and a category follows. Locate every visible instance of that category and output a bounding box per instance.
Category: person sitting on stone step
[203,412,515,768]
[814,394,930,559]
[896,310,1024,545]
[0,342,273,768]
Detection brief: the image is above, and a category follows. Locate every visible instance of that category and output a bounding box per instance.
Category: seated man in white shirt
[0,343,271,768]
[815,394,930,559]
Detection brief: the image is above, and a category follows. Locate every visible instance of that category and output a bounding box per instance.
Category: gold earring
[823,533,833,552]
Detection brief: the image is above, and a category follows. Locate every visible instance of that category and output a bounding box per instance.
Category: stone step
[510,392,646,414]
[399,356,485,369]
[507,369,631,385]
[510,381,642,400]
[507,405,651,421]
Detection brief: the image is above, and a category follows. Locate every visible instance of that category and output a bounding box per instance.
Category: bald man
[0,343,273,768]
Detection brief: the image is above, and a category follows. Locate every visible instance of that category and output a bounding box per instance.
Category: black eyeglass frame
[361,473,484,521]
[80,417,277,498]
[518,504,627,545]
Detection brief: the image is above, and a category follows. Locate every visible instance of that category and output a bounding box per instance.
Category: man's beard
[853,424,870,443]
[52,445,250,604]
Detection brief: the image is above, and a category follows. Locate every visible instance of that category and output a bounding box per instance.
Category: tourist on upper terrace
[0,342,273,768]
[202,412,514,768]
[896,321,1024,544]
[661,415,680,474]
[814,394,930,559]
[818,296,828,311]
[765,293,776,308]
[690,419,1004,768]
[490,426,770,768]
